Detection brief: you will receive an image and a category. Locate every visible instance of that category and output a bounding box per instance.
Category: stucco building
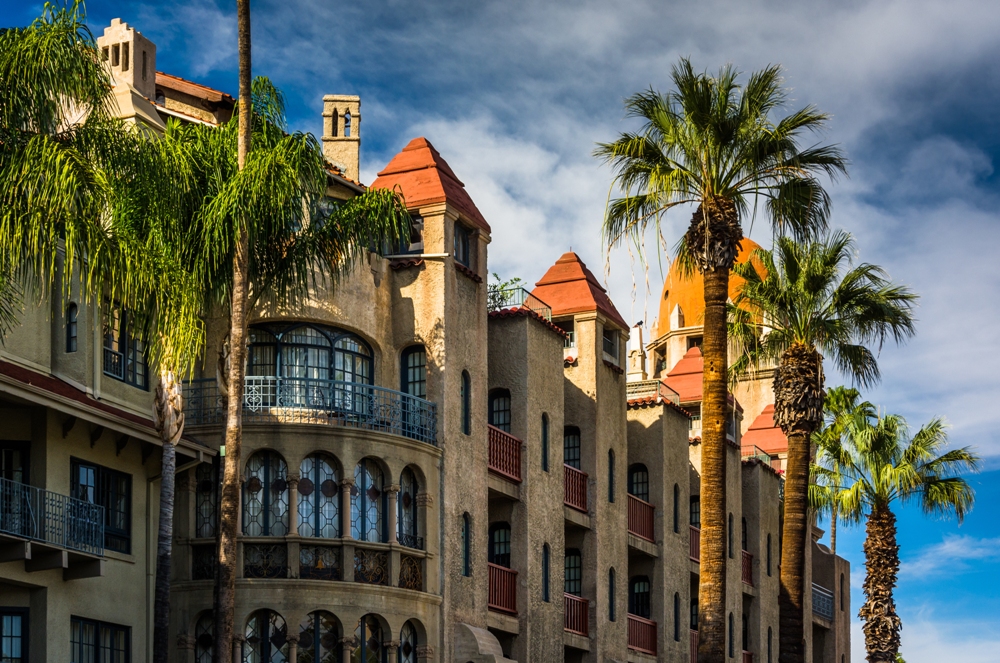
[0,18,851,663]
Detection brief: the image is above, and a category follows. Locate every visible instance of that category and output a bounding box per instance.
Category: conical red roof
[370,137,490,232]
[663,346,705,403]
[741,404,788,454]
[530,252,628,329]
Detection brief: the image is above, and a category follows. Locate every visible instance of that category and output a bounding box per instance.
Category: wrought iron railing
[486,286,552,321]
[627,494,655,542]
[564,331,575,348]
[742,550,754,586]
[397,532,424,551]
[564,593,589,636]
[299,545,341,580]
[690,630,698,663]
[398,555,423,591]
[626,379,681,405]
[689,525,700,562]
[488,563,518,615]
[488,425,522,483]
[183,377,437,445]
[355,547,390,585]
[243,542,287,578]
[741,445,772,465]
[564,465,588,513]
[627,614,657,655]
[812,583,834,620]
[103,347,124,380]
[0,477,104,556]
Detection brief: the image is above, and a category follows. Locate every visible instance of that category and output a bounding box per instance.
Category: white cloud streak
[900,535,1000,578]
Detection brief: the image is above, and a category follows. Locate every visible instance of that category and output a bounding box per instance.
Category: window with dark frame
[728,513,735,558]
[71,459,131,554]
[71,616,129,663]
[461,371,471,435]
[628,576,651,619]
[742,517,749,551]
[541,414,549,472]
[602,327,619,361]
[608,568,616,622]
[564,549,582,596]
[401,346,427,399]
[607,449,615,503]
[488,522,511,568]
[729,612,735,658]
[66,303,78,353]
[690,495,701,527]
[628,464,650,502]
[673,483,680,533]
[103,305,148,389]
[673,593,681,641]
[542,544,551,603]
[454,222,472,268]
[489,389,511,432]
[461,513,471,576]
[0,609,27,663]
[563,426,581,469]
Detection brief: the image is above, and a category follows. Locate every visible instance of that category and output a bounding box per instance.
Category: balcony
[812,583,834,621]
[626,379,680,405]
[488,425,522,483]
[564,593,589,636]
[689,525,700,562]
[627,614,657,655]
[627,494,655,542]
[183,377,437,445]
[564,465,588,513]
[488,563,518,615]
[0,477,105,565]
[487,285,552,321]
[690,630,698,663]
[743,651,754,663]
[742,550,753,586]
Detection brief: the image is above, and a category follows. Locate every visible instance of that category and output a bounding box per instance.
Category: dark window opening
[0,608,27,663]
[489,389,511,432]
[141,51,147,81]
[401,346,427,399]
[729,513,735,558]
[66,303,78,353]
[564,549,582,596]
[673,593,681,641]
[542,544,551,603]
[673,483,680,533]
[461,371,471,435]
[608,568,616,622]
[155,89,165,105]
[687,336,703,350]
[111,44,119,67]
[343,112,352,137]
[690,495,701,528]
[71,616,129,663]
[454,223,472,268]
[742,517,749,551]
[628,464,649,502]
[563,426,581,469]
[728,613,735,658]
[767,534,772,576]
[690,599,698,631]
[488,522,511,568]
[461,513,471,576]
[541,414,549,472]
[607,449,615,503]
[602,327,619,361]
[103,305,148,389]
[628,576,651,619]
[71,459,131,554]
[121,43,129,71]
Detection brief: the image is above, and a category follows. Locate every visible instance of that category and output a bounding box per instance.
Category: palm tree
[596,60,846,662]
[729,232,916,662]
[834,412,979,663]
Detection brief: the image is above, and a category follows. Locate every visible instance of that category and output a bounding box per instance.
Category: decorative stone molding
[415,492,433,507]
[286,633,300,645]
[384,640,400,651]
[340,477,356,487]
[386,484,401,494]
[176,633,197,650]
[416,644,435,657]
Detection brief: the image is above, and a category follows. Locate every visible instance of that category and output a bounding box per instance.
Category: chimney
[627,323,648,382]
[96,18,157,101]
[321,95,361,182]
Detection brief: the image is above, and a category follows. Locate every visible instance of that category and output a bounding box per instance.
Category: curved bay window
[243,451,289,537]
[629,576,651,619]
[244,610,288,663]
[298,454,340,538]
[399,621,419,663]
[195,462,219,538]
[488,522,511,568]
[352,459,385,542]
[354,616,386,663]
[298,611,339,663]
[564,549,582,596]
[397,468,420,549]
[628,464,649,502]
[489,389,511,432]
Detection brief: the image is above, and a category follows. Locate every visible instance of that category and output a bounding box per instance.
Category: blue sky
[5,0,1000,659]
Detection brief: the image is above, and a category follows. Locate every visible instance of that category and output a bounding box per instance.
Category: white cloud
[851,611,1000,663]
[900,535,1000,578]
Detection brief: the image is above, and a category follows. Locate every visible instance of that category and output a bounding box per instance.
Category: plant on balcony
[729,232,916,663]
[823,409,978,663]
[596,60,845,663]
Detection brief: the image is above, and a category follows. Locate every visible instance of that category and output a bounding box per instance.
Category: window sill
[103,549,136,564]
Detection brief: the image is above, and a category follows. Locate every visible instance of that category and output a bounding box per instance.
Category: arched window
[243,451,289,536]
[564,549,582,596]
[628,464,649,502]
[244,610,288,663]
[608,568,616,622]
[628,576,651,619]
[247,322,373,387]
[399,621,419,663]
[840,573,845,610]
[461,513,471,576]
[741,517,748,551]
[767,534,772,576]
[352,459,385,542]
[354,615,385,663]
[690,495,701,527]
[298,611,339,663]
[728,612,735,658]
[488,522,511,568]
[541,414,549,472]
[194,611,214,663]
[460,371,471,435]
[563,426,581,469]
[66,303,78,353]
[673,484,680,533]
[195,461,218,538]
[398,468,419,549]
[401,346,427,398]
[768,627,773,663]
[608,449,615,503]
[542,544,551,602]
[489,389,511,432]
[673,593,681,641]
[728,513,735,558]
[298,454,340,538]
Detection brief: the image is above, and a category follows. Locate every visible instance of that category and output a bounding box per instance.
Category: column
[385,640,400,663]
[287,633,299,663]
[176,633,197,663]
[386,484,400,544]
[341,477,356,582]
[233,634,245,663]
[287,474,300,536]
[340,636,357,663]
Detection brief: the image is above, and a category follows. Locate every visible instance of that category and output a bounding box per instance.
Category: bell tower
[96,18,157,101]
[321,95,361,182]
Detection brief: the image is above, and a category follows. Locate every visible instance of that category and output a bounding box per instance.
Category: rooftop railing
[741,445,773,465]
[487,286,552,321]
[183,376,437,445]
[626,379,681,405]
[0,477,105,556]
[813,583,834,621]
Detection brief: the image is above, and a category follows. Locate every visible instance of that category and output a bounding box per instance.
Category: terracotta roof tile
[741,404,788,454]
[370,137,490,232]
[626,396,692,417]
[530,252,628,329]
[663,345,742,410]
[155,71,234,105]
[488,307,568,339]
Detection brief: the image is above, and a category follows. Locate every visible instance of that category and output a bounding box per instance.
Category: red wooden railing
[488,563,518,615]
[564,464,588,513]
[627,614,657,655]
[564,593,589,636]
[627,494,655,542]
[690,630,698,663]
[488,425,522,483]
[741,550,753,586]
[743,651,754,663]
[689,525,700,562]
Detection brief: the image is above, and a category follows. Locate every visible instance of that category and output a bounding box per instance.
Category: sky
[4,0,999,660]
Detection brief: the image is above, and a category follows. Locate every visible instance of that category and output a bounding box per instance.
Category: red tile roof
[488,307,568,339]
[155,72,234,105]
[663,345,742,411]
[370,137,490,232]
[741,404,788,454]
[530,252,628,329]
[626,395,692,417]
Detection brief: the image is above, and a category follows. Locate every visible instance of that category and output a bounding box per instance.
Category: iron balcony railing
[488,563,518,615]
[626,379,681,405]
[486,285,552,321]
[397,532,424,551]
[488,425,522,483]
[103,347,124,380]
[627,614,657,655]
[0,477,105,556]
[564,465,588,513]
[183,377,437,445]
[689,525,700,562]
[564,593,589,636]
[812,583,834,620]
[627,494,655,542]
[741,445,773,465]
[690,630,698,663]
[742,550,754,586]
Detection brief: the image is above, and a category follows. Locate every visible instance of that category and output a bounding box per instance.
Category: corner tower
[322,95,361,181]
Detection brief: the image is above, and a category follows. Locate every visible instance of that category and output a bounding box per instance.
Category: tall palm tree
[832,412,979,663]
[729,232,916,662]
[596,60,846,662]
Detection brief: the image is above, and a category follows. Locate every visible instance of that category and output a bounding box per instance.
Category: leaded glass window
[397,468,419,549]
[244,610,288,663]
[298,454,340,538]
[628,464,649,502]
[246,324,373,389]
[243,452,289,537]
[298,611,339,663]
[194,612,214,663]
[399,621,418,663]
[564,549,582,596]
[195,462,218,538]
[352,459,385,542]
[563,427,581,469]
[353,616,385,663]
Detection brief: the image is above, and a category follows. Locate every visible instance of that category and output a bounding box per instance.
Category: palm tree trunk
[215,2,252,662]
[153,368,184,663]
[830,502,838,556]
[698,264,729,663]
[860,505,901,663]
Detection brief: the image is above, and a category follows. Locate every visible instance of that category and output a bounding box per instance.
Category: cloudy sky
[6,0,999,659]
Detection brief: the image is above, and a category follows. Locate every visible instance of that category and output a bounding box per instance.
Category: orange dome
[654,237,765,338]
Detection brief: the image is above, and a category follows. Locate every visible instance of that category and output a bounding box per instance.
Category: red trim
[487,307,568,339]
[454,262,483,283]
